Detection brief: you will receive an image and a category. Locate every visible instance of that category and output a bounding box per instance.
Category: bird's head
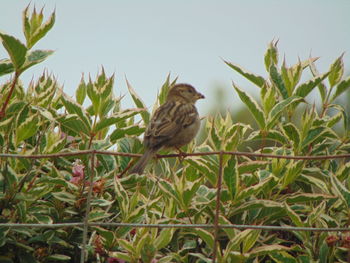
[167,83,205,103]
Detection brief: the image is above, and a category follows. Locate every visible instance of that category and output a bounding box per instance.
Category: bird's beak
[197,92,205,99]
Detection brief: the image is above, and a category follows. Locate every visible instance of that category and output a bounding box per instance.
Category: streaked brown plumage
[129,83,205,174]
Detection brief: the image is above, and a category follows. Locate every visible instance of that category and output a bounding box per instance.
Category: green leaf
[284,193,335,204]
[238,161,269,174]
[61,93,91,133]
[23,7,55,49]
[294,72,329,98]
[281,123,300,148]
[267,96,303,129]
[250,244,291,257]
[224,60,265,88]
[0,59,14,76]
[308,57,327,102]
[223,156,238,199]
[126,78,150,124]
[330,76,350,102]
[154,228,175,250]
[301,126,326,149]
[270,63,288,99]
[284,202,303,227]
[76,75,87,105]
[236,177,276,202]
[248,130,288,145]
[158,73,177,105]
[191,229,214,249]
[264,40,279,71]
[0,32,27,70]
[93,108,144,133]
[233,83,266,129]
[110,124,145,142]
[15,113,39,145]
[52,191,76,205]
[328,53,344,87]
[114,178,129,218]
[331,175,350,208]
[57,114,90,137]
[270,251,298,263]
[20,49,53,73]
[46,254,71,261]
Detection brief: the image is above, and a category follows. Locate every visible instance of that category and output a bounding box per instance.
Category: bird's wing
[144,101,198,149]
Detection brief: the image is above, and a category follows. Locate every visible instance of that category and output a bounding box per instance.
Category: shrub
[1,6,350,263]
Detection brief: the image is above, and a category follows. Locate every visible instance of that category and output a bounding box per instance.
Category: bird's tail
[129,148,156,175]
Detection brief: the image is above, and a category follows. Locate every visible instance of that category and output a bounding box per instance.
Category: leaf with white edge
[281,123,300,148]
[21,49,54,72]
[52,191,76,205]
[126,78,150,124]
[250,244,291,257]
[284,202,304,227]
[76,75,86,105]
[330,76,350,102]
[309,58,327,102]
[57,114,90,136]
[61,93,91,132]
[225,60,265,88]
[270,251,298,263]
[0,58,14,76]
[294,72,329,98]
[331,175,350,208]
[46,254,71,261]
[248,130,288,145]
[154,228,175,250]
[93,108,144,133]
[270,63,288,99]
[232,199,284,215]
[114,178,129,218]
[226,229,260,251]
[284,193,335,204]
[236,177,275,202]
[0,32,27,70]
[328,53,344,87]
[233,83,266,129]
[24,8,55,49]
[267,96,303,129]
[15,113,39,145]
[264,40,279,71]
[238,161,269,174]
[110,124,145,142]
[191,229,214,249]
[301,126,326,149]
[223,156,238,199]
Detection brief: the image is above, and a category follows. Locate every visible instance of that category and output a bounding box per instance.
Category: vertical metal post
[80,151,95,263]
[212,151,224,263]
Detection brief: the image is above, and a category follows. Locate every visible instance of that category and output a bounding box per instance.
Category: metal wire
[1,222,350,232]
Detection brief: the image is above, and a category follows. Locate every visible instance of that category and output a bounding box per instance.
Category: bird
[129,83,205,174]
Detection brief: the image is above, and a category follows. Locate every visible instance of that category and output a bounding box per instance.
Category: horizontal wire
[0,150,349,160]
[1,222,350,232]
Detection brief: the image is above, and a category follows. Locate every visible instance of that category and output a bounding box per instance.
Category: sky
[1,0,349,115]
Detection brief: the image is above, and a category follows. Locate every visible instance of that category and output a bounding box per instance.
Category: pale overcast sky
[1,1,349,113]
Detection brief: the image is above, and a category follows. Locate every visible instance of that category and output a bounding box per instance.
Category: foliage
[1,6,350,263]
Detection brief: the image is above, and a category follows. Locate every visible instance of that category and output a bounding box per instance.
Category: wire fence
[1,150,350,263]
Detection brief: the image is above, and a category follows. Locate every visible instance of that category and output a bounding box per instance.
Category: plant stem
[0,71,20,120]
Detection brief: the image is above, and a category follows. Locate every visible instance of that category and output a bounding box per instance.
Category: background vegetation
[1,6,350,263]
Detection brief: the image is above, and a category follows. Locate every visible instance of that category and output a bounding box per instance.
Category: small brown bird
[129,83,205,174]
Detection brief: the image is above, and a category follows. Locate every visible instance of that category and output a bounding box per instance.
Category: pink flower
[72,162,85,177]
[70,175,83,185]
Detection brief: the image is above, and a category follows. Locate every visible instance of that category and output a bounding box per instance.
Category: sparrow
[129,83,205,174]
